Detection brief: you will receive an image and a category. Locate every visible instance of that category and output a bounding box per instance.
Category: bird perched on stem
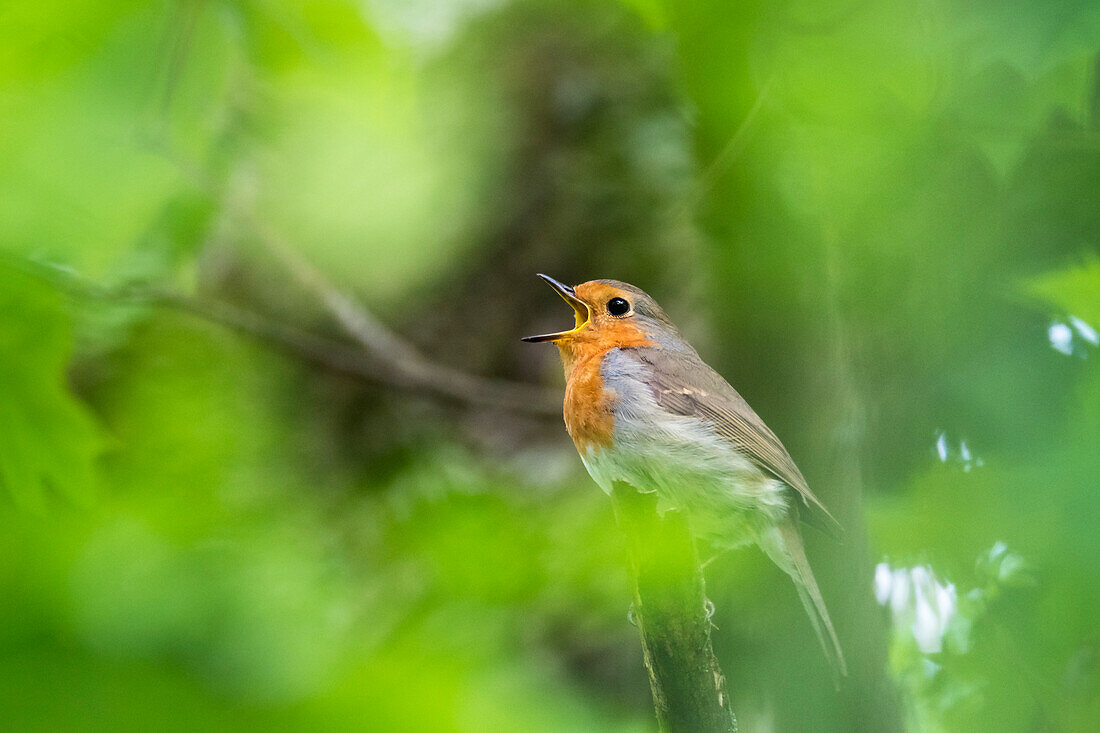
[523,274,846,676]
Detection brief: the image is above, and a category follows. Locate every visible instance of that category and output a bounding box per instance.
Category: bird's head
[522,274,679,364]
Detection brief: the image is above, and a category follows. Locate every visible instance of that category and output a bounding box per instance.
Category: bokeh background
[2,1,1099,730]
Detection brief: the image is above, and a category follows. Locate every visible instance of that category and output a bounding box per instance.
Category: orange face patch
[555,282,655,454]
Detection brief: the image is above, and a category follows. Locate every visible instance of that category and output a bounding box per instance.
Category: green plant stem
[611,483,738,733]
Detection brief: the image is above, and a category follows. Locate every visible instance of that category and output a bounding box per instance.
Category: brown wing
[631,347,840,534]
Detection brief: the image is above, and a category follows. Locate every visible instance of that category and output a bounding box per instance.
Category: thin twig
[132,93,562,416]
[231,211,570,415]
[239,216,563,414]
[246,214,425,364]
[9,257,561,416]
[683,78,773,212]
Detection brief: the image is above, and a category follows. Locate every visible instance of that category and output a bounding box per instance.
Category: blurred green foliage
[1,0,1098,730]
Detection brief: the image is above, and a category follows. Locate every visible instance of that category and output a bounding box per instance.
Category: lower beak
[521,274,591,343]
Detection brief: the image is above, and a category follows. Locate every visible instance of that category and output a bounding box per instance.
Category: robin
[523,274,846,675]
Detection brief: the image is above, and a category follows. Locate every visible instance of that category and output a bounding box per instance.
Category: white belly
[580,349,789,547]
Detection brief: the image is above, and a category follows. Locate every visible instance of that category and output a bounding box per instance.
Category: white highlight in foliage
[1049,322,1074,354]
[874,562,957,654]
[935,433,948,462]
[363,0,504,47]
[1049,316,1098,356]
[933,430,983,471]
[1070,316,1099,345]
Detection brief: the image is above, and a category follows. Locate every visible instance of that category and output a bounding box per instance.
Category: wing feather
[631,347,840,533]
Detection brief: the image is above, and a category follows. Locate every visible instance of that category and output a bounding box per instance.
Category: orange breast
[559,318,655,455]
[564,351,615,453]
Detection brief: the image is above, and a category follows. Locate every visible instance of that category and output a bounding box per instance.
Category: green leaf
[1028,256,1100,327]
[0,0,230,277]
[0,267,103,509]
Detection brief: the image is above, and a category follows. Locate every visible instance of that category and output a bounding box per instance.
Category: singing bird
[523,274,846,675]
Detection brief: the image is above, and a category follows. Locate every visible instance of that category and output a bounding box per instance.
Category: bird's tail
[773,519,848,679]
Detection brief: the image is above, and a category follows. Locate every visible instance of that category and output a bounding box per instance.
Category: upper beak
[521,274,591,343]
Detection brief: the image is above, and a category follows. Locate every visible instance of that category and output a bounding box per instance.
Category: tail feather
[777,519,848,678]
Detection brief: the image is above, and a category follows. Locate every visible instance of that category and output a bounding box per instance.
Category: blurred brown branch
[244,214,428,367]
[122,130,564,415]
[12,256,561,416]
[242,213,561,414]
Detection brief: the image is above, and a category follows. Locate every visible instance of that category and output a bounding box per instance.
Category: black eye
[606,297,630,316]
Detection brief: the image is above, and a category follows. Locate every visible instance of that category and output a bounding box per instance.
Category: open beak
[521,274,591,343]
